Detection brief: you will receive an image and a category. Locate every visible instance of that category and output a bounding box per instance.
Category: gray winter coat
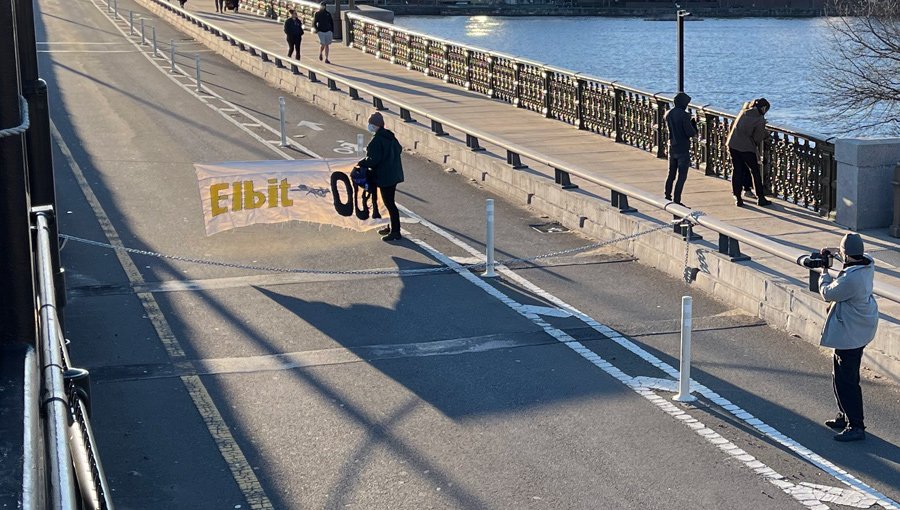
[819,255,879,349]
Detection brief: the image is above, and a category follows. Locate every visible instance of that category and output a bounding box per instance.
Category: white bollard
[140,18,146,45]
[195,54,201,92]
[170,40,176,73]
[482,199,496,278]
[279,97,287,147]
[114,0,118,17]
[152,26,157,56]
[357,133,365,156]
[129,11,134,35]
[673,295,697,402]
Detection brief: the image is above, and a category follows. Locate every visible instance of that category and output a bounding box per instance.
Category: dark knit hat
[368,112,384,127]
[840,233,865,258]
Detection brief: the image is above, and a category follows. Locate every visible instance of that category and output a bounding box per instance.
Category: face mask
[367,124,378,133]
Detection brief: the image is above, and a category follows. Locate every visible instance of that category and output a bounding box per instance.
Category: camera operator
[818,233,879,442]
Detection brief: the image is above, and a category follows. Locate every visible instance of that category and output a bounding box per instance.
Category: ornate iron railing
[342,15,837,215]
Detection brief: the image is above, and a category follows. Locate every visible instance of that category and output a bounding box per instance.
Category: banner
[193,158,388,235]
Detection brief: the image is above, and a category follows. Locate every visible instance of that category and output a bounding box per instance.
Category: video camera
[800,248,837,270]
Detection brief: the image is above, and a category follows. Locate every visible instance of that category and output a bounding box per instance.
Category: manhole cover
[530,222,570,234]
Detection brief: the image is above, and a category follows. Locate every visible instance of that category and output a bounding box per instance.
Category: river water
[393,16,840,137]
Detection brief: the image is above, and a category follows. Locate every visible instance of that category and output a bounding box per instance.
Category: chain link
[60,214,702,277]
[0,96,30,139]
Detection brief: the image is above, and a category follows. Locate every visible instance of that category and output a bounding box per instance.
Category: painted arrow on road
[297,121,324,131]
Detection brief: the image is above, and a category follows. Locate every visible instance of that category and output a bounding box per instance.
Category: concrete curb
[137,0,900,385]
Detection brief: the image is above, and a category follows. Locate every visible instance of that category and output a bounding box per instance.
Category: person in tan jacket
[726,98,772,207]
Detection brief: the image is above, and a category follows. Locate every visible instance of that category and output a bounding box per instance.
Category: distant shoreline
[381,5,826,18]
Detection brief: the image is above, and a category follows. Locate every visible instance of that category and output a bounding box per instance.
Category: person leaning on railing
[726,98,772,208]
[818,233,879,442]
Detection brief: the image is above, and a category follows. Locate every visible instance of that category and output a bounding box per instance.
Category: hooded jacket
[358,128,404,188]
[726,105,767,154]
[284,17,304,39]
[313,8,334,33]
[664,92,698,157]
[819,255,879,349]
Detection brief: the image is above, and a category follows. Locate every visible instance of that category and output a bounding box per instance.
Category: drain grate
[530,222,570,234]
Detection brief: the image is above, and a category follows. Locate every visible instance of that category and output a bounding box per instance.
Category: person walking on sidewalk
[358,112,404,242]
[663,92,698,207]
[726,98,772,207]
[819,233,879,442]
[284,9,304,59]
[313,1,334,64]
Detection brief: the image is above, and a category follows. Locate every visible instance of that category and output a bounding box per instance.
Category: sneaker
[382,233,402,242]
[734,196,744,207]
[325,59,331,64]
[377,226,391,236]
[664,194,673,201]
[757,198,772,207]
[319,54,323,61]
[825,415,847,430]
[743,189,756,199]
[833,427,866,442]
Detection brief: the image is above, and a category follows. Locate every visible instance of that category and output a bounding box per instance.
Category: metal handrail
[35,209,115,509]
[152,0,900,306]
[34,210,78,510]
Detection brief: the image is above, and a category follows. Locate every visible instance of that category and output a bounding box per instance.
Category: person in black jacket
[283,10,304,59]
[358,112,404,242]
[663,92,698,207]
[313,2,334,63]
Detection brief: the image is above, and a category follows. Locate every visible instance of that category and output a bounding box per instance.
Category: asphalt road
[36,0,900,507]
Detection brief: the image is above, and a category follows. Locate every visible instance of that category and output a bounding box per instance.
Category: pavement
[30,0,900,507]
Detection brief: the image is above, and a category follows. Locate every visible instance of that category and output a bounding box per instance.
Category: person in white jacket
[818,233,879,442]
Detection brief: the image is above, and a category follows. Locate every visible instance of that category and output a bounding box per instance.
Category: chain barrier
[59,212,703,278]
[0,96,30,139]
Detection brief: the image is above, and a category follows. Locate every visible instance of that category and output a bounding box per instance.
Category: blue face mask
[367,124,378,133]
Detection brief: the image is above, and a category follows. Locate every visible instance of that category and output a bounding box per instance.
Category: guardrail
[149,0,900,306]
[339,11,837,215]
[33,208,114,510]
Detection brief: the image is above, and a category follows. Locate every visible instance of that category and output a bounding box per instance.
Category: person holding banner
[358,112,404,242]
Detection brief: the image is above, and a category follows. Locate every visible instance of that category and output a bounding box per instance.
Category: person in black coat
[663,92,698,206]
[358,112,404,242]
[313,2,334,63]
[283,9,304,59]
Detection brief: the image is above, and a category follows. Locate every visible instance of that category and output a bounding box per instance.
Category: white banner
[193,158,388,235]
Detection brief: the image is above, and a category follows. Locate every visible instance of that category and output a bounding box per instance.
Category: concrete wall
[139,0,900,385]
[835,138,900,231]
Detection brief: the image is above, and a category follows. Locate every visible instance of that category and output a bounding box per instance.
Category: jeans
[287,37,302,58]
[729,149,766,199]
[664,153,690,203]
[380,185,400,235]
[833,346,865,429]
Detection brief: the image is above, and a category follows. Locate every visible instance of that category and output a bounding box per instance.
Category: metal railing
[341,13,837,215]
[34,208,115,510]
[148,0,900,306]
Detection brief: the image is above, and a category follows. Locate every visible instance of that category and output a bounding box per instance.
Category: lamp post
[676,6,691,93]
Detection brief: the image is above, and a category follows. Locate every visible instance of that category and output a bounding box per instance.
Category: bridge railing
[342,13,837,215]
[148,0,899,306]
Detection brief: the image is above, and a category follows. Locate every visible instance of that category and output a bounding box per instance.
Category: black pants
[215,0,224,10]
[729,149,765,199]
[833,346,865,429]
[287,37,301,58]
[664,153,690,203]
[380,185,400,235]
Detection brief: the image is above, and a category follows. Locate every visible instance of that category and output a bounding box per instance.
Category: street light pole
[676,7,691,94]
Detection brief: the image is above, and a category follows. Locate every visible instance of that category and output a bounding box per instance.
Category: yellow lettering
[279,179,293,207]
[210,183,229,217]
[243,181,266,209]
[267,178,278,208]
[232,182,243,212]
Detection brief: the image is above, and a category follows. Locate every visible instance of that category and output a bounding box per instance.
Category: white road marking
[297,120,324,131]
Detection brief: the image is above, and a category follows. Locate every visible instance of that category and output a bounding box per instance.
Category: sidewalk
[146,2,900,373]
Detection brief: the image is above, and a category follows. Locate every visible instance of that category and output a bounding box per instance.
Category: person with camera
[358,112,404,242]
[817,233,879,442]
